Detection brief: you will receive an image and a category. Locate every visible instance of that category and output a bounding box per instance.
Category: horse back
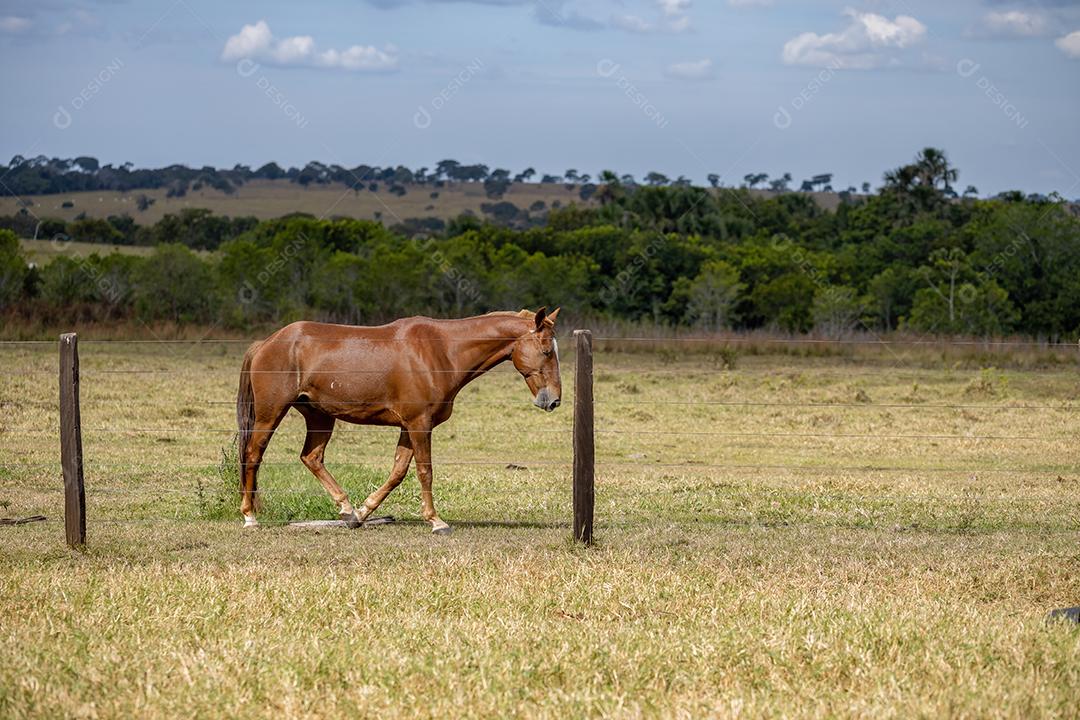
[249,319,452,424]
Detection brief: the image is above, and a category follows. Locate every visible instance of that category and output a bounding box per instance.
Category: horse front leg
[408,423,450,535]
[356,429,413,525]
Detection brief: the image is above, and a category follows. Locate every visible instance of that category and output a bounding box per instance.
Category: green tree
[749,273,816,333]
[0,228,28,309]
[133,244,216,323]
[906,281,1018,336]
[644,172,670,187]
[812,285,866,338]
[867,266,917,331]
[683,260,743,332]
[914,147,958,194]
[39,256,95,307]
[68,217,124,245]
[310,252,368,324]
[915,248,968,328]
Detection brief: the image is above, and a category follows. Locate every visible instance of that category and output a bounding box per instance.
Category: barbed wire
[5,396,1075,412]
[0,367,539,376]
[8,364,1075,377]
[1,335,1077,348]
[69,518,1080,535]
[4,398,568,408]
[592,336,1080,349]
[0,427,1061,441]
[594,400,1078,410]
[186,398,1075,410]
[2,426,572,436]
[0,336,574,345]
[4,462,1075,479]
[61,486,1079,504]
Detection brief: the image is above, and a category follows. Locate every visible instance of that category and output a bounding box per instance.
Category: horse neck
[449,315,527,388]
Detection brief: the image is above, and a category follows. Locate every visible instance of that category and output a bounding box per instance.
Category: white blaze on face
[553,338,559,361]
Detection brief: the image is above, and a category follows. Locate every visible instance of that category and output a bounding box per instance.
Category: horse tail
[236,341,261,487]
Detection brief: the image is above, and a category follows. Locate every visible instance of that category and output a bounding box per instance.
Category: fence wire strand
[4,460,1078,475]
[0,427,1061,441]
[2,336,1078,348]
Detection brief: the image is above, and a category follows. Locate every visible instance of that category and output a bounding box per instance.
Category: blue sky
[1,0,1078,196]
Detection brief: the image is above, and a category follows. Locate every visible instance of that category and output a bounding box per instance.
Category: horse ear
[547,307,561,324]
[534,306,548,329]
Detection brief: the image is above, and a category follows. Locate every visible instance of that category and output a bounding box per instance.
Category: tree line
[6,150,1058,203]
[1,149,1078,338]
[1,155,605,202]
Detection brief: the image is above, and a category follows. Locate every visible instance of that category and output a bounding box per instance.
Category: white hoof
[243,514,259,528]
[431,521,452,536]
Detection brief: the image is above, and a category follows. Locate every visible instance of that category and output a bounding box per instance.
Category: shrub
[0,229,28,309]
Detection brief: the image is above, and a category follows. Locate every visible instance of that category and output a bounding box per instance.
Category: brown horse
[236,308,562,534]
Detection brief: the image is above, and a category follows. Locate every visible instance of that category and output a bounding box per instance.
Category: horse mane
[483,309,556,327]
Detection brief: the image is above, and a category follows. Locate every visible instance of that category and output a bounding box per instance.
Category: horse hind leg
[298,410,358,525]
[241,408,288,528]
[356,429,414,524]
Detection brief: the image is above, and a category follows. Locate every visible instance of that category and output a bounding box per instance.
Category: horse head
[511,307,562,412]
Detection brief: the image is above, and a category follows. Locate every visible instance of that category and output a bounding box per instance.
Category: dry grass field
[2,337,1080,718]
[0,180,591,226]
[0,180,859,230]
[18,237,159,265]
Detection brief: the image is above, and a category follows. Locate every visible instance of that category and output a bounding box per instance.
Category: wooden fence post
[59,333,86,549]
[573,329,594,545]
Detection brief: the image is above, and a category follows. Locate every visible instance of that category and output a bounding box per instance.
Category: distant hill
[1,180,590,227]
[1,179,868,229]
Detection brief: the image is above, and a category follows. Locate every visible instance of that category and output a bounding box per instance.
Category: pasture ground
[19,237,160,265]
[0,179,852,231]
[1,179,590,226]
[2,339,1080,718]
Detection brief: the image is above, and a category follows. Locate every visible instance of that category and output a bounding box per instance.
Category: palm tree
[883,164,918,193]
[881,164,923,217]
[914,148,958,193]
[595,170,624,206]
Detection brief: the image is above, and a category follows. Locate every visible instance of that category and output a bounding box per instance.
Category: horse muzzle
[534,389,561,412]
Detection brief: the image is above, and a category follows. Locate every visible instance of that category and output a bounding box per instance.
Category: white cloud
[1057,30,1080,58]
[657,0,691,31]
[0,15,31,33]
[782,9,927,69]
[612,14,653,33]
[366,0,693,34]
[613,0,690,33]
[665,58,713,80]
[657,0,689,16]
[221,20,398,71]
[983,11,1047,37]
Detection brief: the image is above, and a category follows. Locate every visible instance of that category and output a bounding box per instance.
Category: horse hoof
[243,515,259,528]
[431,523,452,536]
[339,512,362,529]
